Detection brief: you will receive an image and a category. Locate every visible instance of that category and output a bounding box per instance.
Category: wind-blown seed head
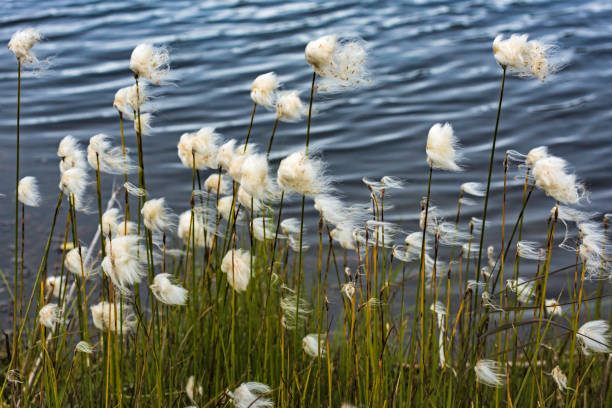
[102,235,145,293]
[506,278,534,304]
[228,145,256,182]
[250,72,279,108]
[58,135,86,173]
[141,198,173,233]
[576,221,609,278]
[461,182,485,197]
[178,210,211,248]
[186,376,203,404]
[545,299,563,316]
[280,218,309,252]
[302,333,326,358]
[87,133,137,174]
[240,154,278,201]
[134,113,153,135]
[533,155,585,204]
[551,366,567,392]
[205,173,230,195]
[252,218,275,241]
[516,241,546,261]
[117,220,137,236]
[330,223,357,250]
[90,301,136,333]
[430,301,447,329]
[307,35,371,93]
[46,276,65,298]
[8,28,42,64]
[493,34,555,81]
[113,86,132,118]
[314,195,346,226]
[526,146,548,167]
[38,304,60,329]
[18,176,41,207]
[217,139,237,170]
[177,128,221,170]
[341,282,356,299]
[218,196,235,220]
[102,208,120,237]
[475,359,504,388]
[280,289,311,330]
[150,273,188,305]
[226,382,273,408]
[305,34,337,74]
[238,186,263,212]
[577,320,611,355]
[59,167,89,211]
[64,247,92,279]
[130,43,170,84]
[426,123,462,171]
[221,249,251,293]
[75,341,95,354]
[276,90,304,122]
[277,150,331,196]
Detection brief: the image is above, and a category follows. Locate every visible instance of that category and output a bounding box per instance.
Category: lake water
[1,0,612,316]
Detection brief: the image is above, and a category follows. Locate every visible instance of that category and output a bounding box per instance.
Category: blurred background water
[1,0,612,316]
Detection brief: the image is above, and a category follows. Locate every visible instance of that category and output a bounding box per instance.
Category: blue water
[1,0,612,314]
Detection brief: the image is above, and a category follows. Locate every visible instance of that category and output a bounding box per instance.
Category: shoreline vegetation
[2,29,612,407]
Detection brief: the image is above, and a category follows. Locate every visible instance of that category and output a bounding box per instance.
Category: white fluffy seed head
[45,276,65,298]
[313,195,345,226]
[64,247,91,278]
[134,113,153,135]
[228,145,255,182]
[526,146,548,167]
[38,304,59,329]
[8,28,42,64]
[218,196,235,220]
[305,34,337,73]
[461,182,485,197]
[217,139,237,170]
[130,43,170,84]
[276,90,304,122]
[177,210,211,248]
[280,290,311,330]
[545,299,563,316]
[150,273,188,305]
[102,208,120,237]
[532,155,584,204]
[177,128,221,169]
[341,282,356,299]
[18,176,41,207]
[90,301,136,333]
[492,34,555,81]
[75,341,95,354]
[59,167,89,211]
[237,186,262,212]
[551,366,567,392]
[204,174,230,195]
[426,123,462,171]
[577,320,611,355]
[302,333,326,358]
[117,220,137,236]
[227,382,273,408]
[277,150,331,196]
[113,86,132,118]
[506,278,534,304]
[240,154,278,201]
[516,241,546,261]
[102,235,145,293]
[250,72,279,108]
[252,217,274,242]
[221,249,251,293]
[330,224,356,250]
[87,133,137,174]
[58,135,87,173]
[141,198,173,232]
[474,359,504,388]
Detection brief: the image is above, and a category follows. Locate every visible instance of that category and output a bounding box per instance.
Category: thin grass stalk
[475,66,506,306]
[12,61,21,372]
[118,111,130,225]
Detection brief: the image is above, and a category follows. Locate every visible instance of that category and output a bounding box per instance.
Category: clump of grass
[2,29,612,408]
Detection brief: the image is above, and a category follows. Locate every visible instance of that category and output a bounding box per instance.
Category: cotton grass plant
[3,29,612,408]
